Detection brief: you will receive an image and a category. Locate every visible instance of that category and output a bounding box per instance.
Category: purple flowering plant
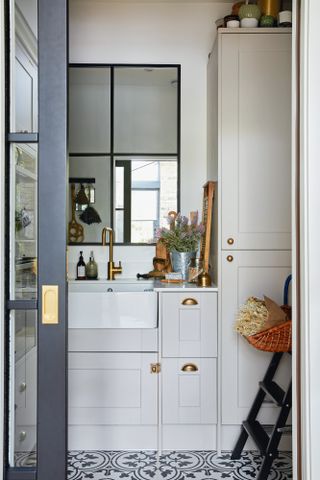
[155,213,205,252]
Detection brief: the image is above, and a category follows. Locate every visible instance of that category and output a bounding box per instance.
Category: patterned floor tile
[14,450,292,479]
[66,450,292,480]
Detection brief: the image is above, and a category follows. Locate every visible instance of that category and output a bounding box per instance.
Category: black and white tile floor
[15,450,292,479]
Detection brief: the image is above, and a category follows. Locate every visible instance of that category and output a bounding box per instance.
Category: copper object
[197,271,212,288]
[232,1,245,16]
[257,0,280,18]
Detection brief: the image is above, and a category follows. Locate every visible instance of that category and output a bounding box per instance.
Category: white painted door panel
[221,250,291,424]
[161,292,217,357]
[162,358,217,424]
[220,34,291,250]
[69,352,157,426]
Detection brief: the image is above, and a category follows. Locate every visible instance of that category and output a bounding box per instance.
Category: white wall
[69,0,232,215]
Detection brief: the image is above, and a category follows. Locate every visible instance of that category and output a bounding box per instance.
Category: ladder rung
[243,420,269,454]
[259,380,285,406]
[277,426,292,434]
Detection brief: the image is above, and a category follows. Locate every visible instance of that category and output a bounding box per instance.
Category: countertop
[68,277,218,292]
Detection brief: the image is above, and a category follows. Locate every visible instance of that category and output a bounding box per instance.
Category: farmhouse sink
[68,279,157,329]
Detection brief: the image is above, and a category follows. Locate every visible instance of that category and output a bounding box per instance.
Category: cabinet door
[221,250,291,424]
[162,292,217,357]
[220,33,291,250]
[162,358,217,424]
[69,352,158,426]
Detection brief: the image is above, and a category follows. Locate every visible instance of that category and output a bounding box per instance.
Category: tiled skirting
[15,450,292,479]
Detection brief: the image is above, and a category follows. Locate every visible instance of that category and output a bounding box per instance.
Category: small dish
[240,17,259,28]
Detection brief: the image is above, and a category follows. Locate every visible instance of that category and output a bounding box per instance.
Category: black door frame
[4,0,68,479]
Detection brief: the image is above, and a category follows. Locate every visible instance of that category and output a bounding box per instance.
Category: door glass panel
[10,144,37,300]
[69,68,111,154]
[114,67,178,154]
[8,310,37,467]
[11,0,38,132]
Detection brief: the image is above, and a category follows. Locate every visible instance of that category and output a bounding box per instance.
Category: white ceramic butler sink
[68,280,157,329]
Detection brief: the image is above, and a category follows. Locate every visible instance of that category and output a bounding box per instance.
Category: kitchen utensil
[68,184,84,243]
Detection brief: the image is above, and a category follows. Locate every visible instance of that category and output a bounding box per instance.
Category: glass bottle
[85,250,98,280]
[76,251,86,280]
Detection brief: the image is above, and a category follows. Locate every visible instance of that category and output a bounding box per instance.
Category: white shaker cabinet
[162,357,217,425]
[68,352,158,450]
[159,289,218,450]
[208,31,292,445]
[220,33,291,251]
[161,292,217,357]
[221,250,291,425]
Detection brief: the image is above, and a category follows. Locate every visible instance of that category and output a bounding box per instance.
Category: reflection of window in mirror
[68,65,180,245]
[115,159,178,244]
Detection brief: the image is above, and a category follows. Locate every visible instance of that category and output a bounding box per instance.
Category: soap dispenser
[86,251,98,280]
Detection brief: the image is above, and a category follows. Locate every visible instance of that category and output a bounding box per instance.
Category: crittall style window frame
[68,63,181,245]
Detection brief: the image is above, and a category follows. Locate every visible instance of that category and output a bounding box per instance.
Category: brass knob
[19,382,26,393]
[227,238,234,245]
[181,363,198,372]
[227,255,234,262]
[181,298,198,306]
[19,431,27,442]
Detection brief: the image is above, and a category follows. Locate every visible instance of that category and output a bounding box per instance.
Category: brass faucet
[101,227,122,280]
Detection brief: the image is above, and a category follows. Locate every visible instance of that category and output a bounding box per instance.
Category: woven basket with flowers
[234,276,292,353]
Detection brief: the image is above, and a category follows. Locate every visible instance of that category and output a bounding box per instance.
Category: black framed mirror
[68,64,180,245]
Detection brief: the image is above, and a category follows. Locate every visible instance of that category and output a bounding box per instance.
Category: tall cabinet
[208,29,292,446]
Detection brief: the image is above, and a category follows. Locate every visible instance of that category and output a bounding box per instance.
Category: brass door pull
[227,238,234,245]
[181,363,198,372]
[227,255,234,262]
[181,298,198,306]
[42,285,59,324]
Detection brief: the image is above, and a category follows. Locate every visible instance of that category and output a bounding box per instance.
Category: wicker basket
[247,305,292,353]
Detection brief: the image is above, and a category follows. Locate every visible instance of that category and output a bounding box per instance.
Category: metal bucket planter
[170,250,196,280]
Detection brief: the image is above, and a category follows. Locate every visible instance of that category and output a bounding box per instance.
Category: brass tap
[101,227,122,280]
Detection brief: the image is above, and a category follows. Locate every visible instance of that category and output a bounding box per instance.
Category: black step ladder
[231,351,292,480]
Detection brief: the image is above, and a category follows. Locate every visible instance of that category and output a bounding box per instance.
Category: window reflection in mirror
[68,65,180,245]
[115,159,178,243]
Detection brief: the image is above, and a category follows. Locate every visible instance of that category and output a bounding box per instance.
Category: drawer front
[162,292,217,357]
[162,358,217,424]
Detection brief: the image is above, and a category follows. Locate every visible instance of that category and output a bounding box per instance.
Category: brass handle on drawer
[227,238,234,245]
[181,363,198,372]
[181,298,198,306]
[226,255,234,262]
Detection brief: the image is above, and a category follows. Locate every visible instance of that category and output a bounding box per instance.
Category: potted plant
[155,213,205,280]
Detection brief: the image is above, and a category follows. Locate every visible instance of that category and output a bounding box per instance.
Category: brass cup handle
[181,298,198,306]
[181,363,198,372]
